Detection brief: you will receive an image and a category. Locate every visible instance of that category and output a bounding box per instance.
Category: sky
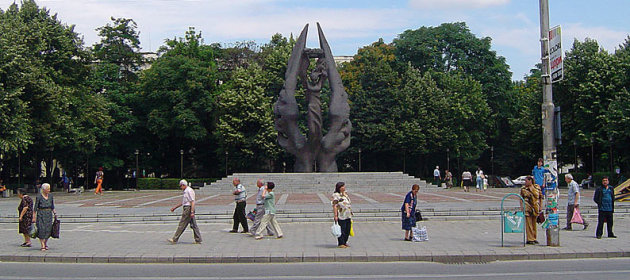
[2,0,629,80]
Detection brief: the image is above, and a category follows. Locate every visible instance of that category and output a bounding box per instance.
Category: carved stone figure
[274,23,351,172]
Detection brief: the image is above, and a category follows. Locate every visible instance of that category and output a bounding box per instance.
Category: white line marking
[277,194,289,205]
[94,194,156,206]
[352,192,379,204]
[133,195,182,207]
[422,192,469,202]
[195,194,221,203]
[317,193,331,204]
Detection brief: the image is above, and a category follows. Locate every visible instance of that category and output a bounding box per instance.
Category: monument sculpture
[274,23,351,172]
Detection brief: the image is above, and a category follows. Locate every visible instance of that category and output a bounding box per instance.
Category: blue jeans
[476,177,483,189]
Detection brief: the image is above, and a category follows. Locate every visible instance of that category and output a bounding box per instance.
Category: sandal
[20,243,31,247]
[41,248,47,251]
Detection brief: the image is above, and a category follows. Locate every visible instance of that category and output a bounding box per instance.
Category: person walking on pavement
[230,177,248,233]
[32,183,57,251]
[444,169,453,189]
[249,179,274,237]
[475,167,485,192]
[94,167,104,195]
[332,182,353,248]
[17,188,33,247]
[563,174,588,231]
[462,170,473,192]
[254,182,283,239]
[433,166,441,187]
[402,184,419,241]
[520,176,541,245]
[168,179,202,244]
[593,176,616,239]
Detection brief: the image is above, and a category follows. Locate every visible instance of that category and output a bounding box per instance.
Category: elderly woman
[32,183,56,251]
[520,176,541,245]
[332,182,352,248]
[17,188,33,247]
[402,184,420,241]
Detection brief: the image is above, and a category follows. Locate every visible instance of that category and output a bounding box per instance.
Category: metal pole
[540,0,559,246]
[18,144,21,186]
[446,148,450,171]
[180,149,184,179]
[135,150,139,186]
[225,151,228,176]
[491,146,494,177]
[609,136,613,174]
[591,137,594,174]
[358,148,362,172]
[573,141,577,171]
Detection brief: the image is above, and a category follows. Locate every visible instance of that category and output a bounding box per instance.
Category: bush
[136,178,219,190]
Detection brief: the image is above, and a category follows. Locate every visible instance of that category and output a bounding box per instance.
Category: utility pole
[539,0,559,246]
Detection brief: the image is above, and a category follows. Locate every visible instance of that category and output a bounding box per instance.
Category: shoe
[608,235,617,238]
[20,243,31,247]
[404,238,412,241]
[276,235,283,239]
[337,245,348,248]
[167,238,176,244]
[194,241,202,244]
[596,236,602,239]
[533,240,539,244]
[561,227,572,231]
[583,224,589,230]
[229,230,238,233]
[254,236,263,240]
[240,231,249,234]
[526,241,536,245]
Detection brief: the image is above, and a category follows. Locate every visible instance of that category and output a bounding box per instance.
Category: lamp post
[358,148,362,172]
[446,148,450,171]
[135,150,139,187]
[573,140,577,172]
[180,149,184,179]
[590,137,594,174]
[609,135,613,174]
[225,151,228,176]
[490,146,494,177]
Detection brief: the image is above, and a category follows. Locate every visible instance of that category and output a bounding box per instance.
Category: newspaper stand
[501,193,526,247]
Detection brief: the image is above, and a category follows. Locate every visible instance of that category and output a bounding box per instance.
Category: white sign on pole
[549,25,563,83]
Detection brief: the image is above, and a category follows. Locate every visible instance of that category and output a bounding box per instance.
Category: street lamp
[446,148,450,171]
[490,146,494,177]
[135,149,139,186]
[573,140,577,172]
[225,151,228,176]
[590,137,594,174]
[180,149,184,179]
[609,135,613,174]
[358,148,362,172]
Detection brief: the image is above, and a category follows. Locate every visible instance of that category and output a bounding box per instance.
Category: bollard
[546,226,560,246]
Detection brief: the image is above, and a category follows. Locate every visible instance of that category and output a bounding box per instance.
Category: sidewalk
[1,217,627,263]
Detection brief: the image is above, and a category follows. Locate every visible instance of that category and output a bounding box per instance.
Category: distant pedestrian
[254,182,283,239]
[230,178,248,233]
[593,177,616,239]
[444,169,453,189]
[532,158,550,194]
[33,183,56,251]
[563,174,588,231]
[249,179,274,237]
[0,178,7,195]
[462,170,473,192]
[17,188,33,247]
[167,179,202,244]
[433,166,441,187]
[401,184,419,241]
[475,167,484,192]
[332,182,353,248]
[520,176,541,245]
[61,172,70,193]
[94,167,104,195]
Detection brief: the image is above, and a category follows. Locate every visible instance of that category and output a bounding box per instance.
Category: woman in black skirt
[17,188,33,247]
[402,184,419,241]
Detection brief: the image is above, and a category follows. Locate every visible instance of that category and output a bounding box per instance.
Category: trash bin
[546,226,560,246]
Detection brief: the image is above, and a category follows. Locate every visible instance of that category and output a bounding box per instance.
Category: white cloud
[409,0,509,10]
[562,23,629,52]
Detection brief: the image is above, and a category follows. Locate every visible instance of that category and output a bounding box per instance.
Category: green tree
[215,64,279,171]
[509,67,543,172]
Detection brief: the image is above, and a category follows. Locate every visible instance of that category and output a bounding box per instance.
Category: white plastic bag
[412,226,428,242]
[331,222,342,238]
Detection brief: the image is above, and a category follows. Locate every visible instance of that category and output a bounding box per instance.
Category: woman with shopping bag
[402,184,419,241]
[32,183,57,251]
[332,182,352,248]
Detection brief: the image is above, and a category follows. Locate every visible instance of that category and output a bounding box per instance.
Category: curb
[2,250,629,264]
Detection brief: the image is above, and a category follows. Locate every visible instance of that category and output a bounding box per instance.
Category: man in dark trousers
[593,176,616,239]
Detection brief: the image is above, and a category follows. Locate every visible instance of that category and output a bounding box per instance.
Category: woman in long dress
[17,188,33,247]
[32,183,56,251]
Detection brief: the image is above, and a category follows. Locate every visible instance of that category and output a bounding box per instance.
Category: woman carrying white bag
[402,184,419,241]
[332,182,352,248]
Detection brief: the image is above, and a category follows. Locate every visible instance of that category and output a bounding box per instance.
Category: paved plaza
[0,186,628,263]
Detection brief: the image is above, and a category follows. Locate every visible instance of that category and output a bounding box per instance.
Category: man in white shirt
[168,179,202,244]
[230,177,249,233]
[433,166,441,187]
[563,174,588,231]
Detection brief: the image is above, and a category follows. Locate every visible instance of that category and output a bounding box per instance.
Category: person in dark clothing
[593,177,616,239]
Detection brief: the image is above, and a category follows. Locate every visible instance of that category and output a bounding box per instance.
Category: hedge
[136,178,219,190]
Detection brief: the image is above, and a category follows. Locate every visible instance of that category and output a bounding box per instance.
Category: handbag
[29,224,38,239]
[415,210,423,221]
[349,221,355,237]
[536,211,545,224]
[570,207,584,224]
[51,216,60,239]
[246,208,257,221]
[331,221,341,238]
[412,226,429,242]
